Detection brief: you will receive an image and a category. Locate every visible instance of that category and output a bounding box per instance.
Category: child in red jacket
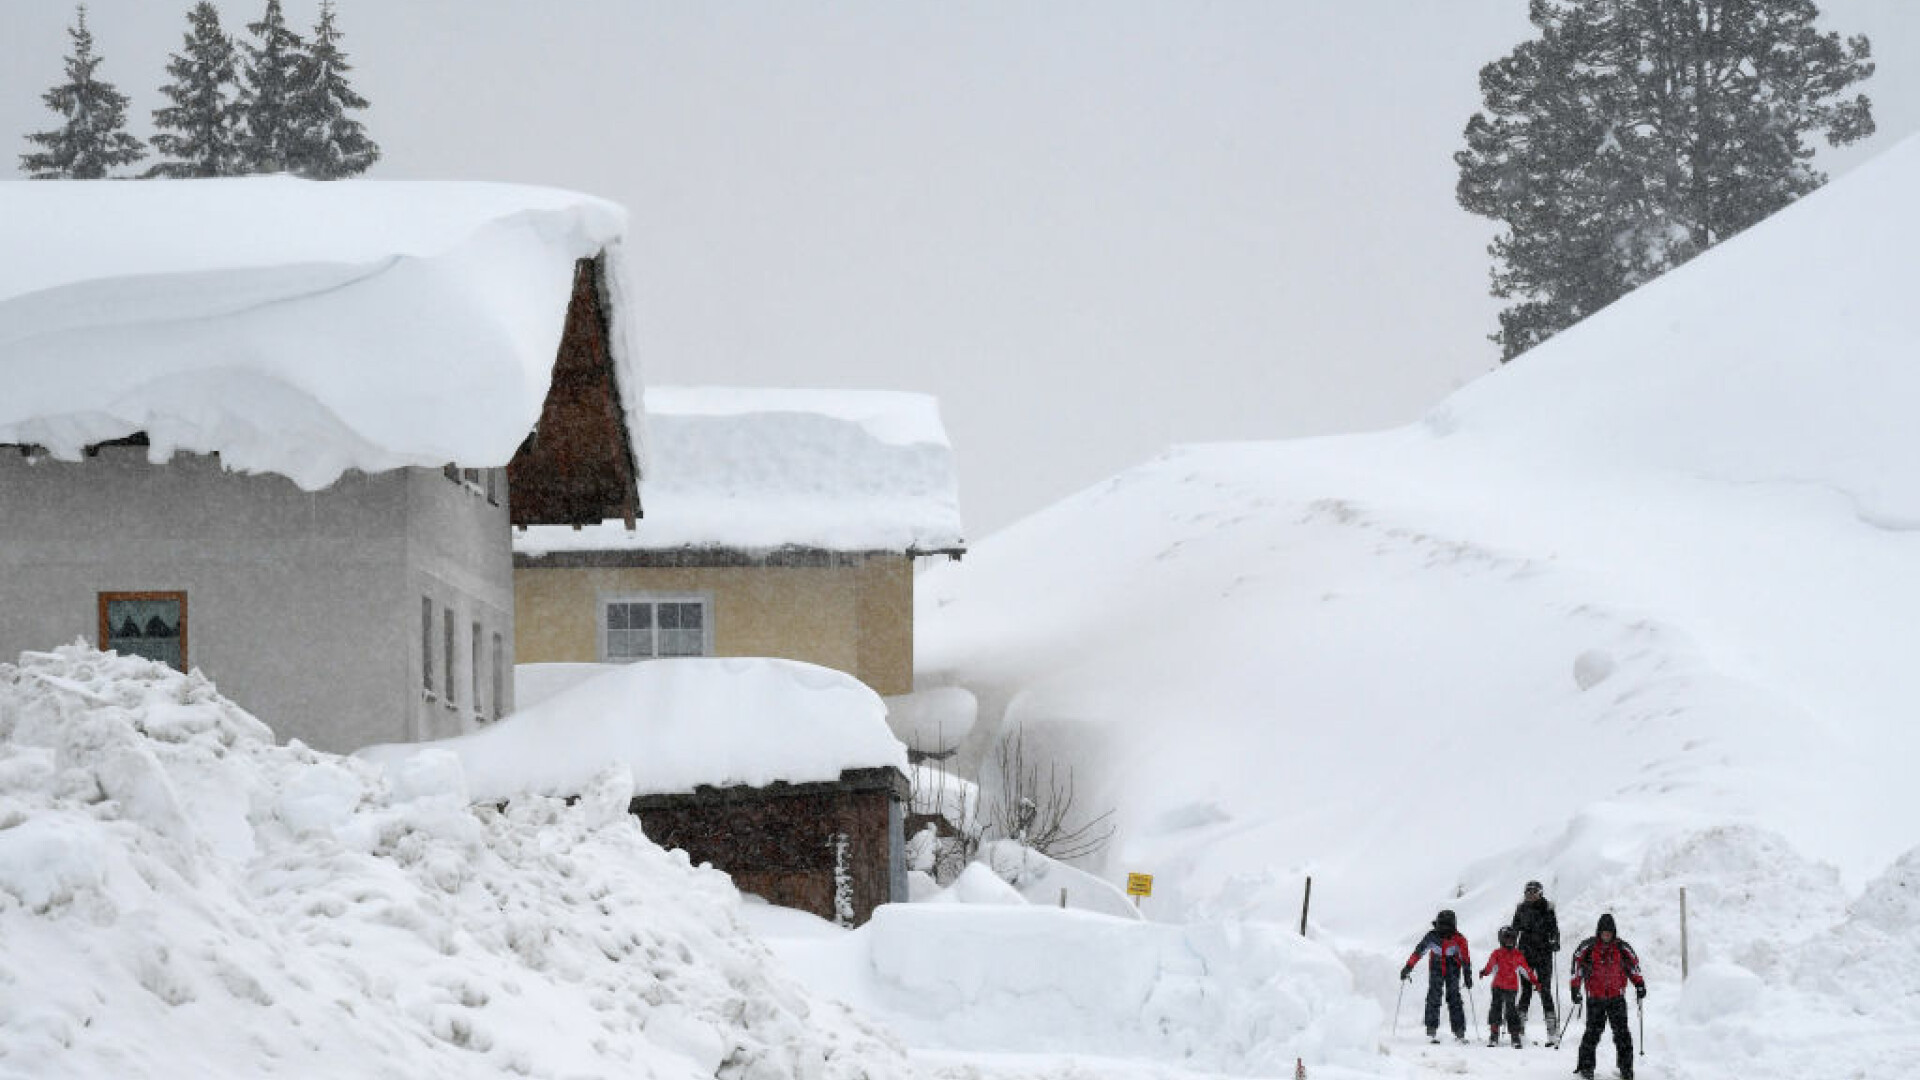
[1480,926,1539,1047]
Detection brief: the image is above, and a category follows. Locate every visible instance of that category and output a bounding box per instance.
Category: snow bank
[858,904,1381,1073]
[0,645,910,1079]
[361,657,907,804]
[0,178,643,490]
[976,840,1140,919]
[515,386,964,555]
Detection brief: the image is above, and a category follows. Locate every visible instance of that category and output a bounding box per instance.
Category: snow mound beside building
[0,645,909,1079]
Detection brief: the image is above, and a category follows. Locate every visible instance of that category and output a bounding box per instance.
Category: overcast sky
[4,2,1917,536]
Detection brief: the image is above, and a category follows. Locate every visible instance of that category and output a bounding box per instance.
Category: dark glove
[1636,985,1647,1000]
[1570,988,1583,1005]
[1463,973,1473,989]
[1400,965,1412,982]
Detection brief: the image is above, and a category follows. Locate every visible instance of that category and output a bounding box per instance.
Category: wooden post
[1681,883,1697,976]
[1059,887,1067,909]
[1300,875,1313,936]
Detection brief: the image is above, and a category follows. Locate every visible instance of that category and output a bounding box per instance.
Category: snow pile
[0,645,909,1079]
[516,386,964,555]
[761,902,1381,1075]
[0,178,643,490]
[976,840,1139,919]
[361,657,908,804]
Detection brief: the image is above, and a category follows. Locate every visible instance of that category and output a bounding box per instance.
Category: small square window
[99,592,188,672]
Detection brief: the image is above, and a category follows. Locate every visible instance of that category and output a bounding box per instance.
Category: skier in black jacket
[1400,908,1473,1042]
[1510,880,1561,1036]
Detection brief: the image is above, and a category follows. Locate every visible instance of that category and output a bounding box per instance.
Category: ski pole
[1464,970,1479,1042]
[1551,954,1561,1025]
[1555,999,1582,1048]
[1392,974,1406,1036]
[1636,992,1645,1056]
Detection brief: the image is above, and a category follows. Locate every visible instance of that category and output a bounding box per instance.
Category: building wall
[631,771,905,926]
[0,449,513,754]
[513,554,915,694]
[405,468,517,742]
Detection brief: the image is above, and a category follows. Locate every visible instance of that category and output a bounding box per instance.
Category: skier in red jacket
[1569,913,1646,1080]
[1400,908,1472,1042]
[1479,926,1539,1047]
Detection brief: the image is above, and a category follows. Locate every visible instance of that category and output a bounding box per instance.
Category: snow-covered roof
[515,386,965,556]
[359,657,908,803]
[0,177,645,490]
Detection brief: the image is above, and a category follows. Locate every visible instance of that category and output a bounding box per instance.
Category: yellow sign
[1126,872,1154,897]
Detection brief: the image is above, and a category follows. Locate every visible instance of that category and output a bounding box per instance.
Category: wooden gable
[507,256,641,527]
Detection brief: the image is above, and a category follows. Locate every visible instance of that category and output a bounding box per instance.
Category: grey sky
[5,2,1917,536]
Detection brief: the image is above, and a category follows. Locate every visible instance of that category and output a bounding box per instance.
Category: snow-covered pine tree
[286,0,379,178]
[20,5,147,179]
[237,0,307,173]
[148,1,243,178]
[1456,0,1876,361]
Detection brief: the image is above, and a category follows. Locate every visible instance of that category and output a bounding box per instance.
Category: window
[601,595,711,662]
[443,605,457,707]
[421,597,434,694]
[99,592,187,672]
[491,632,506,720]
[471,621,484,716]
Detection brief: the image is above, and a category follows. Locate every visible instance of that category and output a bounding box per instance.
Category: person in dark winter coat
[1400,908,1473,1042]
[1511,880,1562,1033]
[1480,926,1538,1047]
[1569,913,1646,1080]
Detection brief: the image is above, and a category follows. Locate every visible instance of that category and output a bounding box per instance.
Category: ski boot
[1487,1028,1502,1047]
[1426,1027,1439,1044]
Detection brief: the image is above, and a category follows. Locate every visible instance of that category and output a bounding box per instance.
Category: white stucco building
[0,179,643,752]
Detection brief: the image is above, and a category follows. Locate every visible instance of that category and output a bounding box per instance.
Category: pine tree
[286,0,379,178]
[20,5,147,179]
[237,0,307,173]
[1457,0,1876,361]
[148,2,243,178]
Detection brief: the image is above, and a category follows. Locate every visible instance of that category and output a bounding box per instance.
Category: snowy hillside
[914,137,1920,1076]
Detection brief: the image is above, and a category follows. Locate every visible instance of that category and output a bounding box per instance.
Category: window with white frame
[600,595,711,661]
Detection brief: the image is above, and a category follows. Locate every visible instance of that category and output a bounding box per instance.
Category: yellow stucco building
[512,388,964,698]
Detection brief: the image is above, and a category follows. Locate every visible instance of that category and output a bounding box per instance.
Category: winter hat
[1498,926,1517,947]
[1596,913,1617,935]
[1524,880,1544,894]
[1435,909,1458,932]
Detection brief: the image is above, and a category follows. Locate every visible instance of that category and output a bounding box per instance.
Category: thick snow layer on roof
[515,386,963,555]
[0,178,644,490]
[360,657,907,804]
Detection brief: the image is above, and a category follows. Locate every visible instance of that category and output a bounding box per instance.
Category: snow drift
[0,645,907,1079]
